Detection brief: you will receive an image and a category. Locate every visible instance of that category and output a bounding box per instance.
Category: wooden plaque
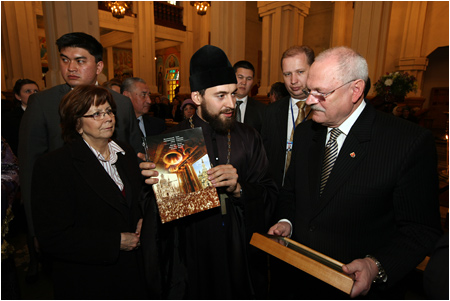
[250,233,354,295]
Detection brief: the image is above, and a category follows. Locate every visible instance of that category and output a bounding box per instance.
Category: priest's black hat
[189,45,237,92]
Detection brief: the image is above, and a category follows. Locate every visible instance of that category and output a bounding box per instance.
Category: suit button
[309,225,316,232]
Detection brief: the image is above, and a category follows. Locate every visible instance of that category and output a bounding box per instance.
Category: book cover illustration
[143,127,220,223]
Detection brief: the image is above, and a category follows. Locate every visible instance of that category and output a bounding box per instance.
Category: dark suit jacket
[242,97,266,133]
[275,102,442,298]
[142,114,167,136]
[31,137,146,299]
[261,96,290,189]
[261,96,311,189]
[1,105,24,156]
[19,83,142,236]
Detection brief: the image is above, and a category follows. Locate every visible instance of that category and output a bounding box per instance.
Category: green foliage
[374,72,417,98]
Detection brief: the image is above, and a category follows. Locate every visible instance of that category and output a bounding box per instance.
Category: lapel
[115,152,136,207]
[276,97,290,147]
[142,115,150,136]
[243,97,254,123]
[70,138,130,218]
[308,124,327,205]
[310,104,375,218]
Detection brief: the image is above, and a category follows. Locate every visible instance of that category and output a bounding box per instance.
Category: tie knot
[296,101,306,110]
[329,128,342,141]
[236,100,243,107]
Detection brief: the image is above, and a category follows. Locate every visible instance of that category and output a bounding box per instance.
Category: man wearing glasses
[268,46,441,299]
[121,77,166,137]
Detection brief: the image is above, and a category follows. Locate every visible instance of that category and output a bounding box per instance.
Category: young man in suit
[18,32,142,268]
[261,45,315,190]
[268,46,442,299]
[233,60,266,133]
[121,77,167,137]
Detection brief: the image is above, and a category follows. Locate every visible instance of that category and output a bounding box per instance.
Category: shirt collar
[84,139,125,164]
[236,95,248,103]
[290,97,307,105]
[329,100,366,136]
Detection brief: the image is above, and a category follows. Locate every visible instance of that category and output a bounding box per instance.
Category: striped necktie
[320,128,342,195]
[235,100,243,122]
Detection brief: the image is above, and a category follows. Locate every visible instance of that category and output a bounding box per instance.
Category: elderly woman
[31,85,146,299]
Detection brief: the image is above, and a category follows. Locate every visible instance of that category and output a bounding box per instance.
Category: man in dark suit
[19,32,142,249]
[121,77,167,137]
[233,60,266,133]
[261,45,315,190]
[268,46,442,299]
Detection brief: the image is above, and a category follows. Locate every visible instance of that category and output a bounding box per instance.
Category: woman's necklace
[189,116,231,165]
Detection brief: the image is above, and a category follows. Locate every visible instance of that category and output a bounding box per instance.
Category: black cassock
[141,114,278,299]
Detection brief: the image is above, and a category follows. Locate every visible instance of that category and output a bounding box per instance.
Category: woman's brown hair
[59,85,116,143]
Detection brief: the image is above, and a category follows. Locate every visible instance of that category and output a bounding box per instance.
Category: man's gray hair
[315,46,368,83]
[120,77,146,94]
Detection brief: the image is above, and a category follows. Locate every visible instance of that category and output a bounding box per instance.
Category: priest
[139,45,277,299]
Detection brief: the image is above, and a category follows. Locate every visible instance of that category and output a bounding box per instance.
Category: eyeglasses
[82,109,115,121]
[303,79,357,101]
[136,92,150,99]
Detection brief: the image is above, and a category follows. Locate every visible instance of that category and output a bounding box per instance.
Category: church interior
[1,1,449,299]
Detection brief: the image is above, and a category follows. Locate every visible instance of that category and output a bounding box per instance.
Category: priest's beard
[200,101,236,135]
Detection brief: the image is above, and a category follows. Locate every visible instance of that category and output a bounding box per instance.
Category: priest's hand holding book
[207,164,241,198]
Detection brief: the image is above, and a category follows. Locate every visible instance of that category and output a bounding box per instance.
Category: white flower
[384,79,393,86]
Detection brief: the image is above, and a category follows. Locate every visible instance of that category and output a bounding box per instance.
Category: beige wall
[245,1,262,81]
[1,1,448,103]
[422,1,449,57]
[303,1,333,55]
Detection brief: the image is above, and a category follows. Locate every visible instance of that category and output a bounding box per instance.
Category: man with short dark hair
[232,60,266,133]
[268,81,289,103]
[121,77,166,136]
[139,45,277,299]
[19,32,142,252]
[269,46,441,299]
[261,45,315,190]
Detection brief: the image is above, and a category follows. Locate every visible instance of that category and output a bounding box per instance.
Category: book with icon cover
[143,128,220,223]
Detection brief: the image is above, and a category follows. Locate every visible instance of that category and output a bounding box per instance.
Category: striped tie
[235,100,243,122]
[320,128,342,195]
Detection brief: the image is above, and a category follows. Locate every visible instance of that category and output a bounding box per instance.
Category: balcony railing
[154,1,186,31]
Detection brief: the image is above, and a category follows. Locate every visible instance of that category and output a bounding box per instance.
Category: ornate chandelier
[107,1,129,19]
[190,1,210,16]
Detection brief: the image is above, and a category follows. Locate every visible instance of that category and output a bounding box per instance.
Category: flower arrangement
[374,71,417,100]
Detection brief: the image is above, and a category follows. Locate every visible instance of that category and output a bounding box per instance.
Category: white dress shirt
[84,139,126,191]
[236,95,248,121]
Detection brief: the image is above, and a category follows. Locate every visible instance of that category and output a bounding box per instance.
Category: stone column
[352,1,392,96]
[1,1,44,90]
[257,1,310,96]
[396,1,429,96]
[179,2,197,95]
[330,2,354,47]
[106,47,114,80]
[210,2,246,65]
[42,1,100,88]
[133,2,156,92]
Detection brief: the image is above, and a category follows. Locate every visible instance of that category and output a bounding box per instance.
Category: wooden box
[250,233,354,294]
